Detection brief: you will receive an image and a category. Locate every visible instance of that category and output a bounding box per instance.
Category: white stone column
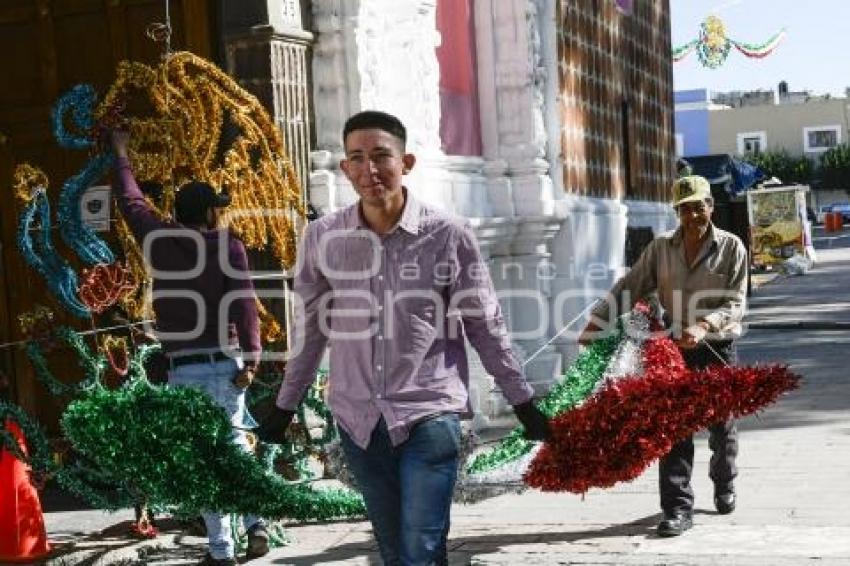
[470,0,562,414]
[474,0,554,217]
[309,0,451,214]
[548,196,629,366]
[470,216,562,423]
[309,0,361,213]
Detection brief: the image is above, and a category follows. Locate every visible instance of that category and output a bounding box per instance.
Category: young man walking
[260,111,550,564]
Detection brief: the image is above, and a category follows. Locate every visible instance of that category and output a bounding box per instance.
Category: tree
[743,150,814,185]
[818,143,850,189]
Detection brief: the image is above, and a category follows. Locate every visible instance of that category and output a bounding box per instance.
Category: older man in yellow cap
[579,175,748,537]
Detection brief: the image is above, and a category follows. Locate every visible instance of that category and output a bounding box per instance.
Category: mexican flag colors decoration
[463,303,800,495]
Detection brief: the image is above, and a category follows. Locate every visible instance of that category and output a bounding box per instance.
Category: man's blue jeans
[339,414,460,566]
[168,356,261,560]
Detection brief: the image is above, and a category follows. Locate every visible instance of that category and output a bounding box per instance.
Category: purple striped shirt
[277,191,534,448]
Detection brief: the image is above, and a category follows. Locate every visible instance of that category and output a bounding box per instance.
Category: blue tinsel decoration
[52,84,115,266]
[17,189,90,318]
[51,84,96,150]
[57,152,116,265]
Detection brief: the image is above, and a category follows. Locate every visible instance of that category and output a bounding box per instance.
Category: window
[803,125,841,152]
[736,131,766,156]
[675,133,684,157]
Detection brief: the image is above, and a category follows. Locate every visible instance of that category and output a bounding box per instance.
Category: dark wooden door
[0,0,215,429]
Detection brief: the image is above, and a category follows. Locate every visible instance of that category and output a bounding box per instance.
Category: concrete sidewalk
[41,236,850,565]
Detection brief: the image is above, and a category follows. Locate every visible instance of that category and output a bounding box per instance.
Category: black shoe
[657,512,693,537]
[246,522,270,559]
[184,516,207,537]
[198,553,236,566]
[715,492,736,515]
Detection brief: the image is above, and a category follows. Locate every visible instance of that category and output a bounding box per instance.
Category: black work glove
[255,407,295,445]
[513,400,552,442]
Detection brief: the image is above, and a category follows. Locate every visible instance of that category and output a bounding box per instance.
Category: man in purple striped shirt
[260,111,550,565]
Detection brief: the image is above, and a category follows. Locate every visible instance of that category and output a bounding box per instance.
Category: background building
[675,82,850,211]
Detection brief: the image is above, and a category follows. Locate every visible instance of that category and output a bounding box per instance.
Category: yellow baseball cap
[671,175,712,207]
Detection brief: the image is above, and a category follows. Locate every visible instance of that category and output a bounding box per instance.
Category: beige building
[709,97,850,158]
[706,96,850,208]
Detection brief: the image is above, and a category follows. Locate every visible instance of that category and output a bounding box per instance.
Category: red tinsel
[524,335,800,493]
[130,519,159,539]
[78,262,137,314]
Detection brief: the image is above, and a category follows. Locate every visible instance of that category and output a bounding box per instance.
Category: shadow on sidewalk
[44,517,208,565]
[264,514,681,565]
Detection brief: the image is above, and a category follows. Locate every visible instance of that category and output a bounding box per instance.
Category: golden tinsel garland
[115,215,152,321]
[99,51,304,341]
[256,301,285,345]
[13,163,49,203]
[97,51,304,267]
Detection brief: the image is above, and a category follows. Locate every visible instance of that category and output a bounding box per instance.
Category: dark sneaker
[184,516,207,537]
[246,522,270,559]
[657,512,693,537]
[715,492,736,515]
[199,552,236,566]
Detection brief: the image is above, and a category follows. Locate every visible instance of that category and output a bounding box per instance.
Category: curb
[746,321,850,330]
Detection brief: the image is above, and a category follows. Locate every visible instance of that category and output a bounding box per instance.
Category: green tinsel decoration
[125,342,163,382]
[0,401,54,475]
[465,326,623,475]
[24,326,106,396]
[56,458,138,510]
[61,379,365,520]
[250,368,338,480]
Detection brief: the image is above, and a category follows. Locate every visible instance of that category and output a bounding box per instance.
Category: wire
[700,339,732,368]
[522,300,599,368]
[0,320,155,351]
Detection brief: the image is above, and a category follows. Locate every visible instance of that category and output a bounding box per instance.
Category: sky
[671,0,850,97]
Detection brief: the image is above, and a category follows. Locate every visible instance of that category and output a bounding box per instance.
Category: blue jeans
[339,414,460,566]
[168,357,260,560]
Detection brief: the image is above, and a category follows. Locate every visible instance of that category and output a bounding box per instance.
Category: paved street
[40,226,850,565]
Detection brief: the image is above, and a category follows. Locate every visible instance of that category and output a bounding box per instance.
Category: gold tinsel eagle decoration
[97,52,304,334]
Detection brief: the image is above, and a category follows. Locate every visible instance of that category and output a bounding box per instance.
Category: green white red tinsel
[524,333,801,493]
[459,302,800,497]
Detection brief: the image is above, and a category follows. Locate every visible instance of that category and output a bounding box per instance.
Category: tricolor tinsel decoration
[730,29,787,59]
[673,15,786,68]
[457,303,800,498]
[525,336,800,493]
[464,327,624,478]
[455,307,647,502]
